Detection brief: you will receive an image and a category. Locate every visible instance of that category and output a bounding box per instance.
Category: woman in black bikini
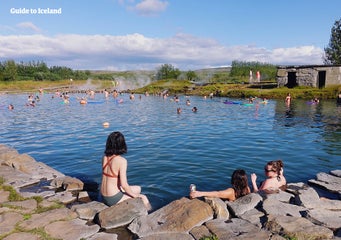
[100,131,151,210]
[189,169,250,201]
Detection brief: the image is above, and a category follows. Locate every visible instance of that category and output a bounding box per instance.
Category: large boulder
[98,197,148,230]
[226,193,262,217]
[44,218,100,240]
[308,172,341,195]
[205,218,271,240]
[71,201,108,220]
[128,197,213,238]
[265,215,334,240]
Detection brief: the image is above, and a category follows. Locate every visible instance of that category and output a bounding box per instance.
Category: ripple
[0,94,340,208]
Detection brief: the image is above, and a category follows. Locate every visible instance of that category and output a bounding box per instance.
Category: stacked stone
[0,144,340,240]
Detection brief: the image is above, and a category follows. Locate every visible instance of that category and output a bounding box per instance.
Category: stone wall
[277,65,341,87]
[0,144,341,240]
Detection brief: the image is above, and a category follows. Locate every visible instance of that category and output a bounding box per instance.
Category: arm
[190,188,235,201]
[117,157,139,198]
[251,173,259,192]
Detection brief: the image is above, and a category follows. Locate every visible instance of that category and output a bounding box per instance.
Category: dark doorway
[286,72,297,88]
[318,71,326,88]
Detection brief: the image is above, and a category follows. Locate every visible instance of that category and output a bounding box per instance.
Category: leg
[130,185,141,195]
[118,185,151,211]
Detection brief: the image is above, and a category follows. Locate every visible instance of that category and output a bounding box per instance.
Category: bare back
[101,155,124,196]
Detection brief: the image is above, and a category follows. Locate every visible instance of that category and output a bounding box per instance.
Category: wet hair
[231,169,249,198]
[104,131,127,156]
[266,160,284,180]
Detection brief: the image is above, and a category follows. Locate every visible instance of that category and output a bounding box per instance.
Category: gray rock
[4,199,38,214]
[0,190,9,203]
[71,201,108,220]
[205,218,270,240]
[19,189,56,199]
[308,172,341,194]
[304,208,341,230]
[294,186,320,208]
[19,207,78,230]
[239,208,265,228]
[331,170,341,178]
[128,197,213,238]
[226,193,262,217]
[0,165,41,189]
[140,232,194,240]
[265,215,334,240]
[46,191,77,204]
[263,198,306,217]
[189,225,212,240]
[204,197,229,220]
[261,189,294,203]
[44,218,100,240]
[86,232,118,240]
[50,176,84,191]
[98,197,148,230]
[0,212,23,235]
[3,232,40,240]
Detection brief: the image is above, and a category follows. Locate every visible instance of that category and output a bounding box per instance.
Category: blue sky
[0,0,340,70]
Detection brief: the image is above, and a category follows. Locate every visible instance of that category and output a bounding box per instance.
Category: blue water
[1,93,340,209]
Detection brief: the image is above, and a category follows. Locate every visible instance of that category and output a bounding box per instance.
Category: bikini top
[102,155,119,178]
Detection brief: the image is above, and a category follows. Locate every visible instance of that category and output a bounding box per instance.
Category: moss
[1,185,25,202]
[35,202,64,214]
[199,235,219,240]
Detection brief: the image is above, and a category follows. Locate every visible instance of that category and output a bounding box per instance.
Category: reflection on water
[0,93,340,209]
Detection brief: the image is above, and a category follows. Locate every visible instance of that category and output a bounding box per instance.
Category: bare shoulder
[115,155,127,165]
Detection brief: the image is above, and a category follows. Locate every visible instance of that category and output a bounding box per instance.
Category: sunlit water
[1,93,340,210]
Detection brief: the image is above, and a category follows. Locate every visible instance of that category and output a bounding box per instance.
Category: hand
[189,191,199,199]
[251,173,257,183]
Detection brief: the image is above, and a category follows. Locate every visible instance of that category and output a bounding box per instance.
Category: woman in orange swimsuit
[100,131,151,210]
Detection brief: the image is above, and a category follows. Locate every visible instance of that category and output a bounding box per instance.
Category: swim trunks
[102,191,124,206]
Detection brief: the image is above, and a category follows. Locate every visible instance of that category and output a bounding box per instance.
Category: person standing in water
[100,131,151,210]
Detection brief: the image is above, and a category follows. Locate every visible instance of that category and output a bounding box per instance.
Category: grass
[136,80,341,100]
[1,79,340,100]
[0,177,65,240]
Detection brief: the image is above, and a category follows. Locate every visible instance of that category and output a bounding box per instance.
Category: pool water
[1,92,340,209]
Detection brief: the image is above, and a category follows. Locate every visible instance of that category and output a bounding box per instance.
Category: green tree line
[0,60,90,81]
[229,60,277,81]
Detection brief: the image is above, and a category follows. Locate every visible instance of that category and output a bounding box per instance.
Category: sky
[0,0,340,71]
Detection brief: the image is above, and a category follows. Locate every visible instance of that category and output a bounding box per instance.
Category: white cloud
[127,0,168,16]
[16,22,41,33]
[0,33,324,70]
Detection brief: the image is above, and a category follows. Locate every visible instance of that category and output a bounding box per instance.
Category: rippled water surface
[1,93,340,209]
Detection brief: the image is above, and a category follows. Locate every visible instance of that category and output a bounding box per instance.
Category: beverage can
[190,184,196,192]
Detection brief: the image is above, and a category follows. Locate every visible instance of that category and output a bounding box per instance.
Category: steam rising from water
[77,78,97,91]
[75,71,154,91]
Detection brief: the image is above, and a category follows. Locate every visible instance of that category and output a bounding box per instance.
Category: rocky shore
[0,144,340,240]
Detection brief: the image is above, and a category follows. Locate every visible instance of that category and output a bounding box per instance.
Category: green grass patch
[200,235,219,240]
[1,185,25,201]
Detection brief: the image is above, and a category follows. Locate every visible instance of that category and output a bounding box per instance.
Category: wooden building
[276,64,341,88]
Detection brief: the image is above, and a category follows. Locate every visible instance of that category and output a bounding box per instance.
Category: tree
[156,64,181,80]
[186,70,197,81]
[3,60,17,81]
[324,18,341,65]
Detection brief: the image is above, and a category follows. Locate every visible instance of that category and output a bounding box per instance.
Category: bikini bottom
[102,191,124,206]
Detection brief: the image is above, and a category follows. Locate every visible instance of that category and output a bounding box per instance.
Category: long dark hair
[231,169,249,198]
[104,131,127,156]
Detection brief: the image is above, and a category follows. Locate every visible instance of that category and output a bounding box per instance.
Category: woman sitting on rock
[100,131,151,210]
[251,160,287,193]
[189,169,251,201]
